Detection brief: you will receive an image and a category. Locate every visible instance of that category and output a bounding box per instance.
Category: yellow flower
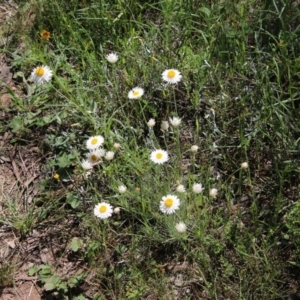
[53,173,60,180]
[40,30,50,41]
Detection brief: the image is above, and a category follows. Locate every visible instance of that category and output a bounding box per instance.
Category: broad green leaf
[67,193,81,209]
[70,237,81,252]
[44,282,56,291]
[57,154,72,168]
[199,7,210,17]
[28,265,39,276]
[8,116,23,133]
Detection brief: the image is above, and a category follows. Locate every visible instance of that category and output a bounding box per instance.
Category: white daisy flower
[147,118,156,128]
[162,69,182,84]
[94,202,113,219]
[81,159,93,170]
[86,135,104,150]
[161,121,169,131]
[192,183,204,194]
[105,151,115,160]
[86,148,105,163]
[175,222,187,233]
[106,52,118,63]
[209,188,218,198]
[160,194,180,214]
[241,162,249,169]
[190,145,199,153]
[30,65,53,84]
[150,149,169,164]
[176,184,186,193]
[128,87,144,99]
[118,185,127,194]
[169,116,181,127]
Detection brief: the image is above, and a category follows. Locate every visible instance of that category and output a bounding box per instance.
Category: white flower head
[30,65,53,84]
[209,188,218,198]
[94,202,113,219]
[86,135,104,150]
[241,162,249,169]
[169,116,181,127]
[118,185,127,194]
[192,183,204,194]
[81,159,93,170]
[113,143,121,149]
[176,184,186,193]
[190,145,199,153]
[160,194,180,214]
[105,151,115,161]
[162,69,182,84]
[161,121,169,131]
[128,87,144,99]
[175,222,187,233]
[86,148,105,163]
[106,52,118,63]
[147,118,156,128]
[114,207,121,214]
[150,149,169,164]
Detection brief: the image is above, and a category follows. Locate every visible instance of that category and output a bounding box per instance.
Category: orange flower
[40,30,50,41]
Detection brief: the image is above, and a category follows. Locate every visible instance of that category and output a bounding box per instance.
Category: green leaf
[58,281,68,292]
[38,264,52,282]
[67,193,81,209]
[44,276,60,291]
[28,265,39,276]
[43,115,54,124]
[44,282,56,291]
[70,237,82,252]
[13,71,25,79]
[68,277,79,288]
[199,7,210,17]
[35,118,45,127]
[73,295,86,300]
[54,136,68,147]
[8,116,23,133]
[68,273,86,288]
[57,154,72,168]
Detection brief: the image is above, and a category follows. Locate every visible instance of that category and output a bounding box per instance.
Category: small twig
[15,275,38,281]
[18,150,29,174]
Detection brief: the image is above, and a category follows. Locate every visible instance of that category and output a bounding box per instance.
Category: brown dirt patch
[2,282,41,300]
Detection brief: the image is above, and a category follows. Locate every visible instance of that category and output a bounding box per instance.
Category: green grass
[1,0,300,299]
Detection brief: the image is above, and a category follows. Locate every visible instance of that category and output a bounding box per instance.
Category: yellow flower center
[91,138,98,145]
[91,154,97,161]
[156,152,163,159]
[99,205,107,213]
[35,67,45,77]
[167,70,176,78]
[133,91,140,96]
[164,198,173,207]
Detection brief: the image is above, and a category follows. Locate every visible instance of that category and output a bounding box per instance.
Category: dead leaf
[6,239,15,249]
